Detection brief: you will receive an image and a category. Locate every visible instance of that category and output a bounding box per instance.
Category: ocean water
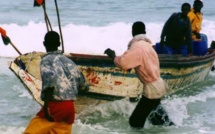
[0,0,215,134]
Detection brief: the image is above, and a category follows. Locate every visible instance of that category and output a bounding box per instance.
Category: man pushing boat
[104,21,174,128]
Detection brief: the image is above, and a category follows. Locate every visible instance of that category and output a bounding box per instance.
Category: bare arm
[43,87,54,122]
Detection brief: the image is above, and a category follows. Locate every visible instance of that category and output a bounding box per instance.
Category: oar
[0,27,22,55]
[54,0,64,53]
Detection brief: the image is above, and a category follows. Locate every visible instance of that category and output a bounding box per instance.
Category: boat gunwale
[68,49,215,66]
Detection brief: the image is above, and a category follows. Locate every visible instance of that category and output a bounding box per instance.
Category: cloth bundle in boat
[17,52,45,80]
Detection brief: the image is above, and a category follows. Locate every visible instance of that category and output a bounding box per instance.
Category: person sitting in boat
[104,21,174,128]
[159,3,192,56]
[188,0,203,41]
[24,31,89,134]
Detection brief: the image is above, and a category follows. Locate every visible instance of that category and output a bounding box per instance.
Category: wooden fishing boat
[69,49,215,97]
[6,0,215,113]
[8,47,215,113]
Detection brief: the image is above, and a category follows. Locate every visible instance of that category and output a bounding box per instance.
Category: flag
[0,27,7,38]
[34,0,45,7]
[0,27,10,45]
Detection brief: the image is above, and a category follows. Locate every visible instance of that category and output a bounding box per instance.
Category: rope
[25,52,34,71]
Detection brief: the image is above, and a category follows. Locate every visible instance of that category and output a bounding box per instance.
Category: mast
[54,0,64,53]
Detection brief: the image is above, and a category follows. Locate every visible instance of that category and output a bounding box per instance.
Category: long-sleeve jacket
[114,34,160,84]
[187,8,203,40]
[161,12,192,53]
[114,34,167,99]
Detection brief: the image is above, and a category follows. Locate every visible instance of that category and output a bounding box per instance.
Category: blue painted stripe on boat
[73,59,214,68]
[83,66,208,80]
[161,67,208,79]
[79,92,135,101]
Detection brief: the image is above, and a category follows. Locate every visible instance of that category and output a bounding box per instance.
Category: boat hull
[68,50,215,98]
[8,49,215,113]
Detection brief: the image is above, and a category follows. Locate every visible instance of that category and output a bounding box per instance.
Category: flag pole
[54,0,64,53]
[42,3,53,31]
[9,41,22,55]
[0,27,22,55]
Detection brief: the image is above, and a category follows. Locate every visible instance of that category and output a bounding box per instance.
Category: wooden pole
[10,41,22,55]
[42,3,53,31]
[54,0,64,53]
[0,27,22,55]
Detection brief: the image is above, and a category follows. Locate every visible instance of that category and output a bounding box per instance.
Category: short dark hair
[132,21,146,36]
[44,31,60,47]
[194,0,203,6]
[182,3,191,9]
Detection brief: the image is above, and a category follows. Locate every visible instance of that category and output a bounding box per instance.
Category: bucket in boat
[192,34,208,56]
[155,42,165,54]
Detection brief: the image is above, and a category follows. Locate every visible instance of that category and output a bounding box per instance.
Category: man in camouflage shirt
[24,31,89,134]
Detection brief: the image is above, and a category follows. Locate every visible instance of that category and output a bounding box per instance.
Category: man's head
[193,0,203,12]
[132,21,146,37]
[43,31,60,51]
[181,3,191,17]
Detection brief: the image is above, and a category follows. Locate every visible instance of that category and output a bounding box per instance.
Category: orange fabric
[0,27,7,37]
[23,116,72,134]
[37,101,75,124]
[187,8,203,40]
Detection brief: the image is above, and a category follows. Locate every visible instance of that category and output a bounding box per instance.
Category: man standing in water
[24,31,89,134]
[188,0,203,40]
[104,21,174,128]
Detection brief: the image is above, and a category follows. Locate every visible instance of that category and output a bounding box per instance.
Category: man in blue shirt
[160,3,192,56]
[24,31,89,134]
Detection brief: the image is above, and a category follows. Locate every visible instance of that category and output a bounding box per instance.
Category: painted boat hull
[68,49,215,99]
[8,61,107,114]
[8,49,215,113]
